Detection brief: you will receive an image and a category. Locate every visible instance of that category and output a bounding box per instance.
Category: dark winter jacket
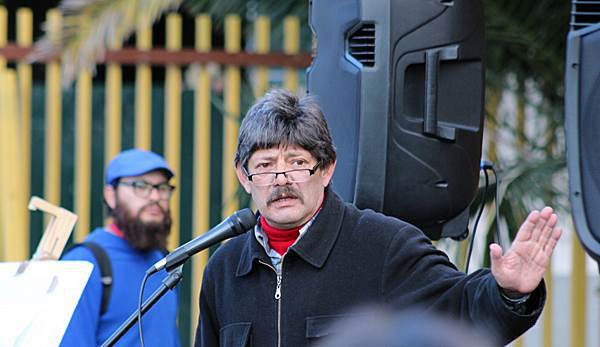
[195,188,545,347]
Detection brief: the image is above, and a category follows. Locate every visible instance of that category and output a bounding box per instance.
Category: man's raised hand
[490,207,562,294]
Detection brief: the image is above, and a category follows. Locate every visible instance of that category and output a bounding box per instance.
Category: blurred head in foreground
[316,307,499,347]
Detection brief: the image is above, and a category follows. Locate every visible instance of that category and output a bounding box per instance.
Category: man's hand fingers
[530,206,554,242]
[489,243,503,264]
[515,210,540,242]
[540,213,558,245]
[544,227,562,256]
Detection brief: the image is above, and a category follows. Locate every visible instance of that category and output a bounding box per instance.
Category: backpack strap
[77,242,113,315]
[64,242,165,315]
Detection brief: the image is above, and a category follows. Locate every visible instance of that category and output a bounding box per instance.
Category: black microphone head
[232,208,257,234]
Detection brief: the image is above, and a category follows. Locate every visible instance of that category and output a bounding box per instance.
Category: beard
[112,201,172,252]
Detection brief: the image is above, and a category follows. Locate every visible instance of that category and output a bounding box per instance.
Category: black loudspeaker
[565,2,600,262]
[307,0,485,239]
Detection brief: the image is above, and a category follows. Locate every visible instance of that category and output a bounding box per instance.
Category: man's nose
[148,186,162,200]
[273,171,290,186]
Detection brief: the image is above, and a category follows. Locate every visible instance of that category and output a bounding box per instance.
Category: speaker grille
[571,0,600,30]
[348,23,376,67]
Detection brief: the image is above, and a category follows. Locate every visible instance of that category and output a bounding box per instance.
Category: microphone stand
[101,265,184,347]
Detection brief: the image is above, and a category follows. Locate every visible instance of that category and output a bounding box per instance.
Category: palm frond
[182,0,310,51]
[31,0,182,84]
[484,0,570,103]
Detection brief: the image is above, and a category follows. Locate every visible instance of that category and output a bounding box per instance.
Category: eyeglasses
[117,180,175,200]
[243,162,321,187]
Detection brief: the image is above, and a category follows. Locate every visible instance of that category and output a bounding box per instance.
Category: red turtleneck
[108,223,124,238]
[260,217,302,255]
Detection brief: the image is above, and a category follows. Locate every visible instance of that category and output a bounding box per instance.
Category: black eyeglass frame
[243,161,322,185]
[116,180,176,199]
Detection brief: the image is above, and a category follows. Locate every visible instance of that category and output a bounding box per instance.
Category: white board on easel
[0,260,93,347]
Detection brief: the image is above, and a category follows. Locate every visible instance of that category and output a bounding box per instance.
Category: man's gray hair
[234,89,336,169]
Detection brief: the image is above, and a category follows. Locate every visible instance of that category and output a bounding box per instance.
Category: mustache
[138,201,169,216]
[267,186,302,205]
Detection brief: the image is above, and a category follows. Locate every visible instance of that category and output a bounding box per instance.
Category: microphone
[146,208,257,275]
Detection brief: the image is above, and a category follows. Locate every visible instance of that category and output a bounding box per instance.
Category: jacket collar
[236,186,345,276]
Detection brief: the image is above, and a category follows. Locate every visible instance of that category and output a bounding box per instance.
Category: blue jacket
[196,188,544,346]
[61,228,180,347]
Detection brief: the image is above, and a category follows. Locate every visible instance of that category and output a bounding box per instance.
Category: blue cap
[105,149,174,185]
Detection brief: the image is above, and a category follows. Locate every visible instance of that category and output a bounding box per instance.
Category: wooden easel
[29,196,78,260]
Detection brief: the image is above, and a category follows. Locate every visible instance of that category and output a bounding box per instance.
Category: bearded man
[61,149,180,347]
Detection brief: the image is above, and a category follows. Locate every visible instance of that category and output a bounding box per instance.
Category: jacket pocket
[219,322,252,347]
[306,313,367,339]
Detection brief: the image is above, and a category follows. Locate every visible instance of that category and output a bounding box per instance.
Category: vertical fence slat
[0,6,6,69]
[17,7,33,257]
[45,9,62,210]
[254,16,270,98]
[283,16,299,93]
[105,37,123,163]
[456,239,468,272]
[0,69,27,261]
[223,15,241,218]
[165,13,182,249]
[135,15,152,150]
[0,70,5,260]
[543,264,553,347]
[74,70,92,243]
[571,240,587,347]
[192,13,212,341]
[0,70,11,260]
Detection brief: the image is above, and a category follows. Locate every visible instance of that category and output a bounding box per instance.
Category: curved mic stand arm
[101,265,184,347]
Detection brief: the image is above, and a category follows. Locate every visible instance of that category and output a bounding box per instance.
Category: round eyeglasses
[117,180,176,200]
[243,162,321,187]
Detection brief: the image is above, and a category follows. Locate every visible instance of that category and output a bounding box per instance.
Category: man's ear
[104,185,117,210]
[235,165,252,194]
[321,160,337,187]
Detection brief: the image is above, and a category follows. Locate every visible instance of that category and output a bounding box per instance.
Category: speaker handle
[424,45,459,141]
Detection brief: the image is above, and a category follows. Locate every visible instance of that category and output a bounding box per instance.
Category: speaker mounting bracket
[423,45,459,141]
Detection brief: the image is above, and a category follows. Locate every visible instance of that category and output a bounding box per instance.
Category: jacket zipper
[259,259,284,347]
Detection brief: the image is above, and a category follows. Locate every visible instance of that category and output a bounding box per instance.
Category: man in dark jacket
[194,89,562,347]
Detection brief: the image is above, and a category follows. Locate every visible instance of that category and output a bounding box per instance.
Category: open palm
[490,207,562,294]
